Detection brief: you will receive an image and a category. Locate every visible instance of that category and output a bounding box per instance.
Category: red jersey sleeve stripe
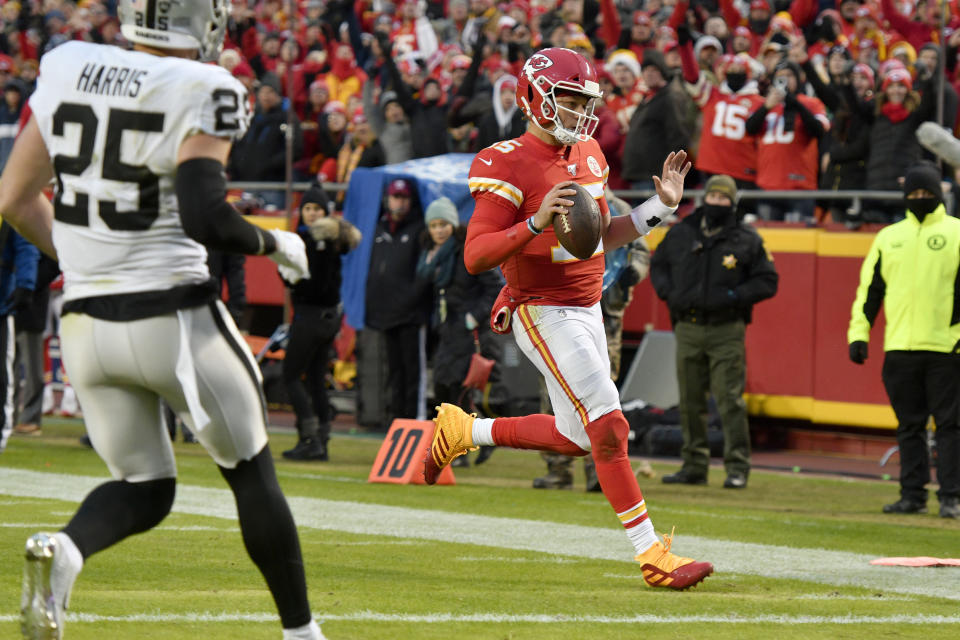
[468,177,524,208]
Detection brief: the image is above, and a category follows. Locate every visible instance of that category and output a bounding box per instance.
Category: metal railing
[228,182,920,221]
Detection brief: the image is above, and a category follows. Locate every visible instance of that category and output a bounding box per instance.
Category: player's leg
[22,312,178,639]
[479,304,598,454]
[0,314,15,452]
[173,302,321,636]
[522,304,712,588]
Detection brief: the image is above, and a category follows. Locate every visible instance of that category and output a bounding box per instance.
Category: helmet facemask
[523,76,601,145]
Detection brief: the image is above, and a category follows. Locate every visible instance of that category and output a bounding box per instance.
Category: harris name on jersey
[76,62,148,98]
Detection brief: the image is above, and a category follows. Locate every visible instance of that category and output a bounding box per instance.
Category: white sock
[282,618,325,640]
[626,519,659,556]
[51,532,83,608]
[471,418,495,446]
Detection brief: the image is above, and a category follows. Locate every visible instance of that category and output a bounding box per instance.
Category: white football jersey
[29,40,251,301]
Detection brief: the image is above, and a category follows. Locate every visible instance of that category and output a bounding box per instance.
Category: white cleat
[21,533,79,640]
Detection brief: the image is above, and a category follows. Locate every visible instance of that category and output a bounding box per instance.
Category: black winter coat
[286,223,347,308]
[473,109,526,152]
[801,62,873,192]
[229,104,303,182]
[622,85,690,183]
[417,234,502,384]
[865,78,936,191]
[364,211,429,330]
[385,54,451,158]
[649,210,779,325]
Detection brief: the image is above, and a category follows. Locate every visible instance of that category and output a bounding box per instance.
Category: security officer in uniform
[848,161,960,519]
[650,175,778,489]
[533,192,652,491]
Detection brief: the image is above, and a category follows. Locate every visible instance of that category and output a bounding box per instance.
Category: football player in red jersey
[424,47,713,590]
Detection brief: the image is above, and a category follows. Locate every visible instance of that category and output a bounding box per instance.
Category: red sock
[492,415,588,456]
[585,410,648,527]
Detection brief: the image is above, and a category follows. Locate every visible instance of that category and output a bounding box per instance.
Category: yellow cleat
[635,529,713,590]
[423,403,477,485]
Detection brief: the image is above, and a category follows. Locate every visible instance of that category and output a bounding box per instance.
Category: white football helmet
[119,0,229,61]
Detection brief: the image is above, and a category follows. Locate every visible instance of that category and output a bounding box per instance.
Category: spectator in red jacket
[618,11,657,59]
[882,0,960,50]
[746,61,830,221]
[680,32,764,190]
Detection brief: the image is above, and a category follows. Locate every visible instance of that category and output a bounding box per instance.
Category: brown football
[553,183,602,260]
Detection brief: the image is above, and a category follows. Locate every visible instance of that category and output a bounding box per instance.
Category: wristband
[526,217,542,235]
[629,195,676,236]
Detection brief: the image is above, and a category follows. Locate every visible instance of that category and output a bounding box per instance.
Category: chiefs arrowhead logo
[523,53,554,75]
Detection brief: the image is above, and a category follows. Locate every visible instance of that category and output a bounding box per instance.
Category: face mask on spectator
[702,204,734,226]
[749,17,770,34]
[726,72,747,92]
[907,197,939,219]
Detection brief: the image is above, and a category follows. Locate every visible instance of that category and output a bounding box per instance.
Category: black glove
[10,287,32,312]
[475,25,488,50]
[617,265,641,289]
[374,31,392,56]
[676,25,692,46]
[849,341,868,365]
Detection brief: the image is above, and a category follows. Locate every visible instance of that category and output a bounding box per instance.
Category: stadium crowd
[1,0,958,225]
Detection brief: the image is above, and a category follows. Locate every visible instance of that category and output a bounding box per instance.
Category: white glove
[278,264,309,283]
[268,230,310,283]
[309,217,340,242]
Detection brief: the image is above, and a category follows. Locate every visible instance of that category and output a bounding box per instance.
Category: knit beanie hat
[704,174,738,203]
[300,183,330,212]
[641,49,670,78]
[424,197,459,227]
[902,161,942,201]
[259,72,282,94]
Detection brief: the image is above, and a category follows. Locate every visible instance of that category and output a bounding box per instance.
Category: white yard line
[0,612,958,624]
[1,467,958,602]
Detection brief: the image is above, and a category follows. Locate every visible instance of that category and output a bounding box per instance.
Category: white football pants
[60,301,268,481]
[512,302,621,451]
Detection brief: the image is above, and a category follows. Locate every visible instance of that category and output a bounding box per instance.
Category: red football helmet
[516,47,603,145]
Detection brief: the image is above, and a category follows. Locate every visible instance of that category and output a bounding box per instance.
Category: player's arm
[0,115,57,258]
[464,182,576,274]
[175,134,308,280]
[603,151,689,251]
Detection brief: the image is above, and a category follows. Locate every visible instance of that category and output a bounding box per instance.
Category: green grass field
[2,418,959,639]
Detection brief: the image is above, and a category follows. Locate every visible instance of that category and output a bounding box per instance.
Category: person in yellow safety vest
[847,160,960,519]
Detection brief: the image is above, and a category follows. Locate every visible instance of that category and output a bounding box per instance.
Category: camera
[774,77,789,92]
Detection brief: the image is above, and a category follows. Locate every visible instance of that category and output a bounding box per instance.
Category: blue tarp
[340,153,476,329]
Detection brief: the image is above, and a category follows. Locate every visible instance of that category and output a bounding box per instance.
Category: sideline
[1,467,958,602]
[1,612,959,624]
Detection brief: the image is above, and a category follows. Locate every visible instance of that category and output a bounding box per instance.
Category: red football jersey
[692,83,764,183]
[754,95,830,191]
[467,132,610,307]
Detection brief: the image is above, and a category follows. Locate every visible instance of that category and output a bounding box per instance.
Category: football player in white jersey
[0,2,325,639]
